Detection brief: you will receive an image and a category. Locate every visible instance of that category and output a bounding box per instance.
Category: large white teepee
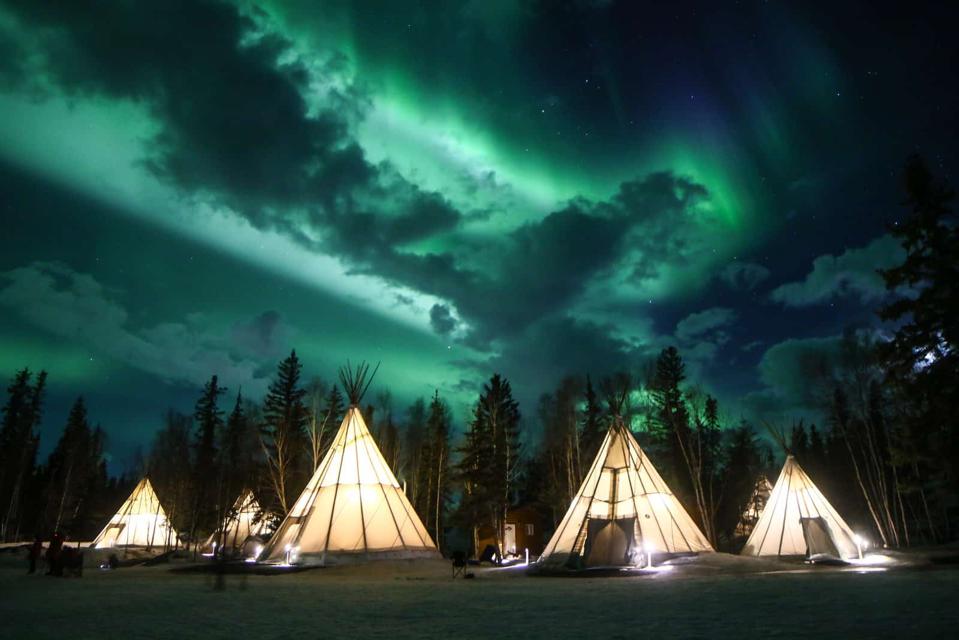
[735,475,774,538]
[742,455,858,559]
[260,406,438,565]
[203,489,270,555]
[92,477,180,549]
[538,419,712,570]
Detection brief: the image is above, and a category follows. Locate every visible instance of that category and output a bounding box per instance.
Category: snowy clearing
[1,551,957,639]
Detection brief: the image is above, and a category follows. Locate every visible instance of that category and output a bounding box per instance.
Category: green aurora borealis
[0,0,955,465]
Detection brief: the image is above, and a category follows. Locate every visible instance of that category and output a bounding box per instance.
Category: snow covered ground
[1,550,957,639]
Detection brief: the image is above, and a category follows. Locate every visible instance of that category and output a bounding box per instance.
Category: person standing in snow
[27,537,42,574]
[45,532,63,576]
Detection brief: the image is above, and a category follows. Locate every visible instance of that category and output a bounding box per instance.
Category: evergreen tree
[649,348,693,496]
[649,347,717,545]
[579,375,604,463]
[419,391,451,550]
[456,374,521,555]
[716,421,763,544]
[259,350,309,513]
[190,375,225,544]
[0,369,47,541]
[879,155,958,537]
[41,397,103,535]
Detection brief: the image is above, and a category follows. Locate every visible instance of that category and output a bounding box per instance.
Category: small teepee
[92,477,180,550]
[741,455,858,559]
[538,415,712,570]
[260,363,438,565]
[735,475,774,538]
[202,489,270,557]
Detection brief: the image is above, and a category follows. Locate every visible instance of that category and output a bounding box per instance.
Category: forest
[0,155,955,555]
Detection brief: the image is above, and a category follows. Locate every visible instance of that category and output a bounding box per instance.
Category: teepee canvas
[261,364,438,566]
[202,489,270,556]
[92,477,180,549]
[538,418,712,570]
[741,455,858,559]
[735,475,774,538]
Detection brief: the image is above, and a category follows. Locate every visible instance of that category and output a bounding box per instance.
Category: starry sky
[0,1,956,468]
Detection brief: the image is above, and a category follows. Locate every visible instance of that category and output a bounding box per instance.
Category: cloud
[770,235,905,307]
[484,315,641,406]
[742,335,843,419]
[720,261,771,290]
[230,310,288,359]
[675,307,737,343]
[673,307,737,366]
[0,1,733,396]
[0,261,277,394]
[429,304,457,336]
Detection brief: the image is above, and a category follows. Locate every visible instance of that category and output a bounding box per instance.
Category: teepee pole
[322,410,351,559]
[777,460,795,556]
[359,420,414,549]
[564,426,612,557]
[353,413,369,555]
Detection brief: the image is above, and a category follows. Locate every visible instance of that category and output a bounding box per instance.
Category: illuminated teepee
[735,475,774,538]
[538,416,713,570]
[741,455,858,559]
[202,489,270,556]
[92,477,180,550]
[260,363,438,566]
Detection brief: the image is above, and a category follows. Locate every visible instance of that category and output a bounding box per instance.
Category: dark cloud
[0,261,272,394]
[429,304,456,336]
[675,307,737,343]
[720,261,771,291]
[2,0,354,216]
[489,315,638,393]
[230,310,288,359]
[1,1,716,366]
[741,335,843,419]
[674,307,737,365]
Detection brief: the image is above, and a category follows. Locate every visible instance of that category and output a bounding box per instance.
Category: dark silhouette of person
[27,537,43,574]
[45,531,64,576]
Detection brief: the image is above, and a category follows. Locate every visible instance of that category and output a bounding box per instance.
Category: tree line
[0,155,955,552]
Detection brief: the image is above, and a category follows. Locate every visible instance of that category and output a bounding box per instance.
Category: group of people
[27,532,84,577]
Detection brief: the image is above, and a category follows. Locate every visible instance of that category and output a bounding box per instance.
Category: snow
[1,550,957,639]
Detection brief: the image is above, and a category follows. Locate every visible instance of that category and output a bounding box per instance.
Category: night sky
[0,1,956,468]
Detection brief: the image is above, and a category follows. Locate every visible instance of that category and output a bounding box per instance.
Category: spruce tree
[0,369,46,541]
[579,375,604,463]
[43,396,100,534]
[420,391,451,549]
[879,155,958,533]
[191,375,225,545]
[457,374,521,556]
[260,350,309,513]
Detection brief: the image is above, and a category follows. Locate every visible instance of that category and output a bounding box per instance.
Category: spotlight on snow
[643,541,655,569]
[853,534,868,559]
